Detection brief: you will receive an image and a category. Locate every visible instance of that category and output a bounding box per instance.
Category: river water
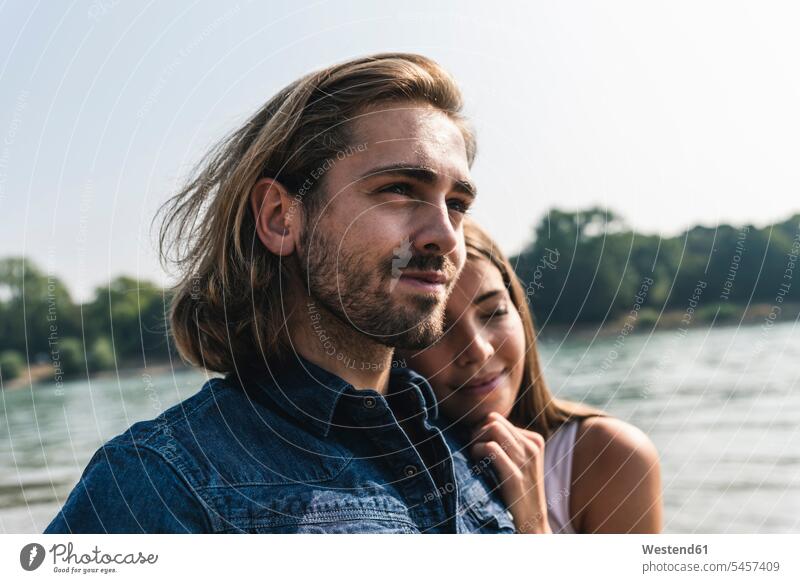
[2,321,798,533]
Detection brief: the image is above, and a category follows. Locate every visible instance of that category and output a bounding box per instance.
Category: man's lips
[396,270,450,292]
[455,369,507,396]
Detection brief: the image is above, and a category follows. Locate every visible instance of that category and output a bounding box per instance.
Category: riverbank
[539,301,800,340]
[2,359,196,391]
[5,301,798,389]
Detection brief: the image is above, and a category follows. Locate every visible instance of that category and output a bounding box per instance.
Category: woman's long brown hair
[464,216,606,439]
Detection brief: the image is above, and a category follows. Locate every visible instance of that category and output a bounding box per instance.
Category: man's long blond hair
[157,53,474,374]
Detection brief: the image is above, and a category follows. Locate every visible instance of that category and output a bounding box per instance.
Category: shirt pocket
[457,480,516,533]
[205,485,421,533]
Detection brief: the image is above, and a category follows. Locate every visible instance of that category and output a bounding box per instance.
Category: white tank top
[543,420,580,534]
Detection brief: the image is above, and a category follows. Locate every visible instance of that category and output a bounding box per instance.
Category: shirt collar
[388,365,439,421]
[231,353,439,437]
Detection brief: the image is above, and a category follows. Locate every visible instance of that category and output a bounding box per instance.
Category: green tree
[0,257,80,356]
[84,276,172,367]
[87,336,115,372]
[55,337,84,377]
[514,207,639,324]
[0,350,26,381]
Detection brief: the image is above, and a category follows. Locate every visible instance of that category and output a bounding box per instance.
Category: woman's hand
[470,411,552,534]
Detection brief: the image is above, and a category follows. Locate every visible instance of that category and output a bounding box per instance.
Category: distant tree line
[512,207,800,328]
[0,258,173,382]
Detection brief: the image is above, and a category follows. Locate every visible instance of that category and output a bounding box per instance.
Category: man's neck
[287,296,395,394]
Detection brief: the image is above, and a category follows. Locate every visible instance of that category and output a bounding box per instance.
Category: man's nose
[411,202,460,257]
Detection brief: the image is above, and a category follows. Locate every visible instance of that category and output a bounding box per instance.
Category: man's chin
[391,287,441,310]
[380,311,445,350]
[388,332,439,351]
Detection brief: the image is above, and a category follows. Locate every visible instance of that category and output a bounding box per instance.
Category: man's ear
[250,178,299,256]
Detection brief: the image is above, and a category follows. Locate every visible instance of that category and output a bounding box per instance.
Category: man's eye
[380,183,411,195]
[448,198,472,214]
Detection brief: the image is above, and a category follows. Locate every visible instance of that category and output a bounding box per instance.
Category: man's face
[297,100,475,350]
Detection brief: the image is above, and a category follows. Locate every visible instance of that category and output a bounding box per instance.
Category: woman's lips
[456,369,507,396]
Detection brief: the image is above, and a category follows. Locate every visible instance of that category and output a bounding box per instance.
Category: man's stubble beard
[296,214,456,350]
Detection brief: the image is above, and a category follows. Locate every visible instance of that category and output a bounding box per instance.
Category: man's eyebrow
[358,163,477,198]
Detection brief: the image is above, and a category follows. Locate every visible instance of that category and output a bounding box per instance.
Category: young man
[45,53,516,533]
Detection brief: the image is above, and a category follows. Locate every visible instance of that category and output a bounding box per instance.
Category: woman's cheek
[409,344,448,377]
[495,314,526,410]
[491,317,523,361]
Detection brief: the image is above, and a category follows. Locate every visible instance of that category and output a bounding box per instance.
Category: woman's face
[407,256,526,427]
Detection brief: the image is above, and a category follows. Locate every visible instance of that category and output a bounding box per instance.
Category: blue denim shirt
[45,355,515,533]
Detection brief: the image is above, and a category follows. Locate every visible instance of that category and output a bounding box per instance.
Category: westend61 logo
[19,542,158,574]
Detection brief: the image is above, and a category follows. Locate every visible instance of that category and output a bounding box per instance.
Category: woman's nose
[455,327,495,368]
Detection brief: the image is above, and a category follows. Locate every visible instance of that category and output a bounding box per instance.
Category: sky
[1,0,799,301]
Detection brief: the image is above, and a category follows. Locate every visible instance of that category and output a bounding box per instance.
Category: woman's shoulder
[569,415,662,533]
[573,416,659,464]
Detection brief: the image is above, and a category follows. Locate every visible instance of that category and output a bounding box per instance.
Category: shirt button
[363,396,376,408]
[404,464,418,477]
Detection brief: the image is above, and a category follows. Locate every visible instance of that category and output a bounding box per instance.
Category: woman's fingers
[473,413,544,468]
[472,414,526,465]
[471,429,552,534]
[470,441,523,499]
[520,428,545,448]
[471,418,552,534]
[518,428,546,462]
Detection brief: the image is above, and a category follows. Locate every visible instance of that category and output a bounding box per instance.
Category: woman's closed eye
[481,304,509,321]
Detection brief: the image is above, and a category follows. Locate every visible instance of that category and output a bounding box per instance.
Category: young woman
[404,217,663,533]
